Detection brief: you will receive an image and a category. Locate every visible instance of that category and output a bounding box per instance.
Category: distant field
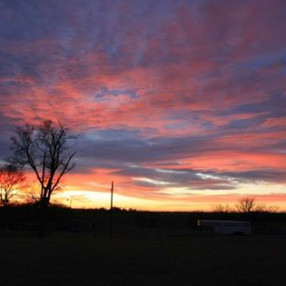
[1,231,286,286]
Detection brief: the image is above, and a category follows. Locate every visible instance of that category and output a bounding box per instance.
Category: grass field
[1,231,286,286]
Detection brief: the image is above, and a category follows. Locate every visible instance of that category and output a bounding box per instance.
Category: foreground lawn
[1,232,286,286]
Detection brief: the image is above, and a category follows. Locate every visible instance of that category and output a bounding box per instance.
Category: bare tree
[235,197,256,213]
[0,163,25,207]
[213,204,232,213]
[267,205,279,213]
[255,203,279,213]
[10,120,76,208]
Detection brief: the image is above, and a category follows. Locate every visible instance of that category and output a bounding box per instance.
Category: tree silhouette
[213,204,232,213]
[10,120,77,236]
[235,197,256,213]
[10,120,77,208]
[0,163,25,207]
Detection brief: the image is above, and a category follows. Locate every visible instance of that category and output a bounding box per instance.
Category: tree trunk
[37,197,49,238]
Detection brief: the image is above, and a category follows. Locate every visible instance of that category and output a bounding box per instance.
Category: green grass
[1,232,286,286]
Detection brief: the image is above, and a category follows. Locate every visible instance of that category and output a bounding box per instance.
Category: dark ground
[1,231,286,286]
[1,207,286,285]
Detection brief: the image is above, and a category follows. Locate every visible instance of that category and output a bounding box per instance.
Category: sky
[0,0,286,211]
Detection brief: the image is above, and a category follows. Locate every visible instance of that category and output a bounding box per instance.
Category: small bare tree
[10,120,76,208]
[0,163,25,207]
[213,204,232,213]
[236,197,256,213]
[255,203,279,213]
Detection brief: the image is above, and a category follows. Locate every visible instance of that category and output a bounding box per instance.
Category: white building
[198,220,251,235]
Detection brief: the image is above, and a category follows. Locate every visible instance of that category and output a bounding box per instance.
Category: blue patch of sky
[164,122,189,131]
[220,92,286,117]
[84,128,143,142]
[225,117,264,130]
[232,51,286,72]
[93,88,138,101]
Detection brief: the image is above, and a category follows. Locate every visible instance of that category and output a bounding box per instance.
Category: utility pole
[109,181,114,237]
[66,197,72,209]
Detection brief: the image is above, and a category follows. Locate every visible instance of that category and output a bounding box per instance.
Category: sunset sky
[0,0,286,211]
